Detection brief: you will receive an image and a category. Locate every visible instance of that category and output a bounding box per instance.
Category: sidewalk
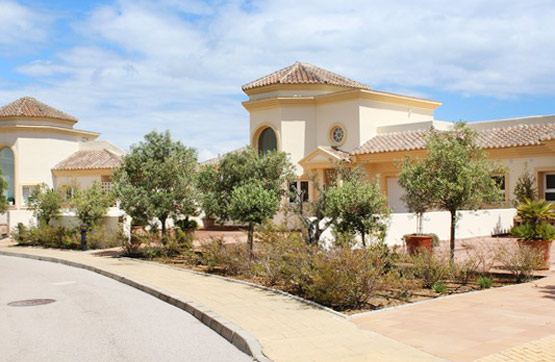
[351,272,555,361]
[0,244,440,362]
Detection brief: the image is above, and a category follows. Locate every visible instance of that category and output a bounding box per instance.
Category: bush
[494,243,544,282]
[175,218,198,231]
[86,225,126,249]
[477,276,493,289]
[404,251,452,288]
[303,247,386,309]
[511,222,555,241]
[432,283,447,294]
[14,223,79,249]
[200,238,251,276]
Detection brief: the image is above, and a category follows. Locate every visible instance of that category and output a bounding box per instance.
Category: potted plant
[398,159,435,255]
[511,199,555,269]
[200,191,218,230]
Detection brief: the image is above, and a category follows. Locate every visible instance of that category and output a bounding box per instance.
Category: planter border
[0,249,271,362]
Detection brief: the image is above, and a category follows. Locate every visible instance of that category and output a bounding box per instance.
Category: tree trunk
[361,231,366,248]
[449,210,456,263]
[248,224,254,260]
[160,215,167,240]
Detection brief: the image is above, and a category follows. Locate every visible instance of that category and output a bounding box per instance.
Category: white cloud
[4,0,555,160]
[0,0,51,52]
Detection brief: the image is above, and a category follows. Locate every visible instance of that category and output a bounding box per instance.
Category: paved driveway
[0,255,251,362]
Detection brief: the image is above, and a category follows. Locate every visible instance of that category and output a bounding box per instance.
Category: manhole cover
[7,299,56,307]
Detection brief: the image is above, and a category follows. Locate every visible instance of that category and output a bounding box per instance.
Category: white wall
[385,209,516,246]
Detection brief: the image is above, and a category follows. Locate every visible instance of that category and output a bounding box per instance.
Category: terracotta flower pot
[202,218,215,230]
[518,239,553,270]
[404,234,433,255]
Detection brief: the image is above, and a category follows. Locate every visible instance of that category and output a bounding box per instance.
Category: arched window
[0,147,14,204]
[258,127,277,154]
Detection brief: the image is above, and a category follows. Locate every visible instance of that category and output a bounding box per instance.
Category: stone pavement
[476,334,555,362]
[351,273,555,361]
[0,244,440,362]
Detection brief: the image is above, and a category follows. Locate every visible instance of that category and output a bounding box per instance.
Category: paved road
[0,255,252,362]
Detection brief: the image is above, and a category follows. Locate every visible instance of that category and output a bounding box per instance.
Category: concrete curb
[0,250,271,362]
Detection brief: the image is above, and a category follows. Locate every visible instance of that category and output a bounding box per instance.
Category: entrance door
[387,177,408,213]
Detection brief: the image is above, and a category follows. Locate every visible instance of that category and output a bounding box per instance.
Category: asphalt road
[0,255,252,362]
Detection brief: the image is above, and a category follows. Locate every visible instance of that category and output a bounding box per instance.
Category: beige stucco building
[242,62,555,243]
[0,97,125,231]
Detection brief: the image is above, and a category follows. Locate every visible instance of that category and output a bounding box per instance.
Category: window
[330,126,345,145]
[257,127,277,154]
[289,181,309,203]
[22,185,39,207]
[101,176,112,191]
[545,174,555,201]
[0,147,14,204]
[492,175,506,203]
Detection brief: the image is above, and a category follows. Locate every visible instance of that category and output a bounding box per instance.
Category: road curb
[0,250,271,362]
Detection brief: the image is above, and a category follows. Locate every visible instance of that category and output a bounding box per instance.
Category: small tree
[198,148,294,223]
[405,122,503,261]
[229,182,279,258]
[325,174,390,247]
[71,182,114,228]
[0,169,8,214]
[29,183,62,225]
[113,130,198,237]
[513,165,537,206]
[398,159,433,234]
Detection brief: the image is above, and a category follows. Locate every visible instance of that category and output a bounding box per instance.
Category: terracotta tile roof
[320,146,351,161]
[242,62,369,91]
[353,123,555,155]
[0,97,78,122]
[52,149,121,171]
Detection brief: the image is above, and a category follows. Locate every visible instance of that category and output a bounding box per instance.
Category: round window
[331,126,345,144]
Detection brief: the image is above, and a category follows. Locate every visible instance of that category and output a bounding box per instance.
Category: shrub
[513,166,537,206]
[175,218,198,231]
[200,238,251,276]
[163,228,194,257]
[14,224,79,249]
[432,283,447,294]
[86,225,126,249]
[511,222,555,241]
[477,276,493,289]
[404,251,451,288]
[494,243,544,282]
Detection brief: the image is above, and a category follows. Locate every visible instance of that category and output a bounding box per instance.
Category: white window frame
[545,173,555,201]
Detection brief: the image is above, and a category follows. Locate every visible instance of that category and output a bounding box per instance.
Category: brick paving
[476,334,555,361]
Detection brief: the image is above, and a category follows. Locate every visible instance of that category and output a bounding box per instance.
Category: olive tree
[197,148,294,223]
[325,171,390,247]
[398,159,433,234]
[71,182,114,228]
[404,122,502,261]
[29,183,62,225]
[229,182,279,258]
[113,130,198,237]
[513,165,537,206]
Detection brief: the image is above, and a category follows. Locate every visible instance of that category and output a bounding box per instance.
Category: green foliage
[325,175,389,246]
[516,199,555,223]
[398,158,432,233]
[477,276,493,289]
[511,222,555,241]
[404,251,452,288]
[229,182,279,226]
[14,223,79,249]
[0,169,8,214]
[400,122,504,260]
[28,183,62,225]
[201,238,251,275]
[197,148,294,223]
[70,182,114,228]
[513,166,537,206]
[175,218,198,231]
[113,130,198,234]
[432,283,447,293]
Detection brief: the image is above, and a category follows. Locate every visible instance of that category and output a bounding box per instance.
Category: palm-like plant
[516,199,555,223]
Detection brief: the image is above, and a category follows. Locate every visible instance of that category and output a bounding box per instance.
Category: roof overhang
[299,146,350,171]
[242,89,442,111]
[0,124,99,139]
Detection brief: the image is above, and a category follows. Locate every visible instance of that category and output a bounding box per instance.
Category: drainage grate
[7,299,56,307]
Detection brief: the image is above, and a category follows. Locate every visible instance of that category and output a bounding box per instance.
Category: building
[0,96,125,232]
[242,62,555,243]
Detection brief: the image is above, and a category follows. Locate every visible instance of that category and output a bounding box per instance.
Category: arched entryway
[0,147,15,205]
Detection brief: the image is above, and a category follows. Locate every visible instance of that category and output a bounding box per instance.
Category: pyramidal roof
[242,61,369,91]
[0,97,78,122]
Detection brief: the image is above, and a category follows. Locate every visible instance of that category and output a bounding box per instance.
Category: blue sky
[1,0,555,160]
